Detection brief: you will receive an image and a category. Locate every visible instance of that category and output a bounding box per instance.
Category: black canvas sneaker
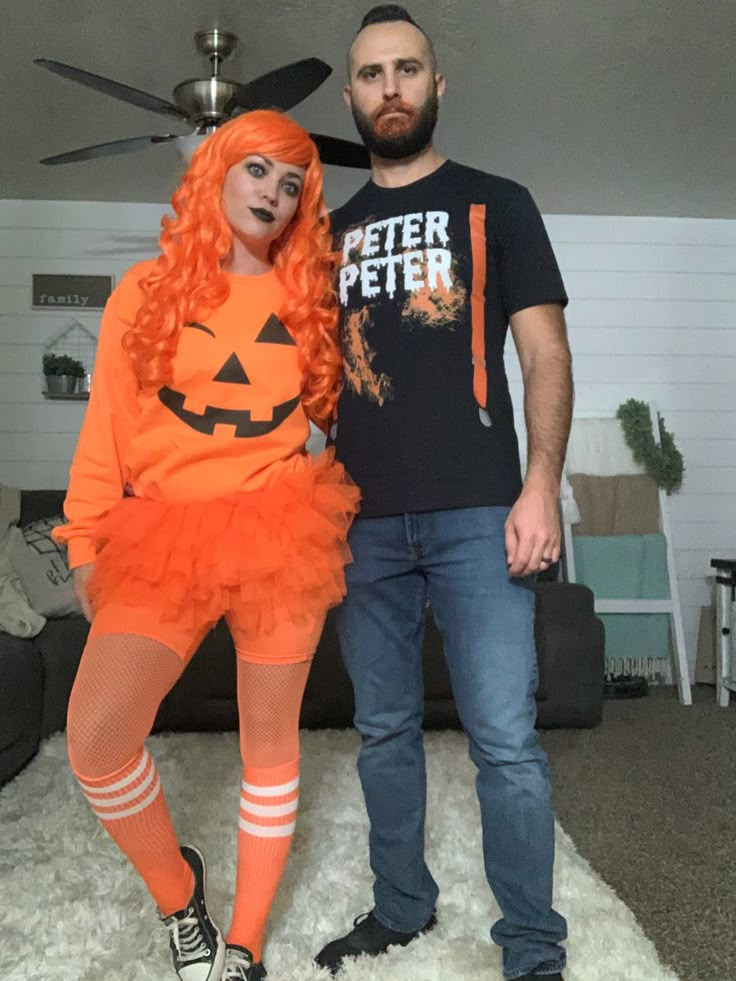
[160,845,225,981]
[222,943,267,980]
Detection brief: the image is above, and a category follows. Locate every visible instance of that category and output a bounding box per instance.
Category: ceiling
[3,0,734,217]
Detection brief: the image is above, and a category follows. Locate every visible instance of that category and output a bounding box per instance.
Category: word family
[36,293,92,307]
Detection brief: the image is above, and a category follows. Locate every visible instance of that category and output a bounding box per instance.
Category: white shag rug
[0,730,680,981]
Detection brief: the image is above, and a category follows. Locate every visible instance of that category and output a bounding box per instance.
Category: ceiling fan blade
[40,134,181,165]
[34,59,188,121]
[310,133,370,169]
[231,57,332,111]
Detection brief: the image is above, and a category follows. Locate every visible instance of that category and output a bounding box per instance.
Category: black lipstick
[250,207,275,223]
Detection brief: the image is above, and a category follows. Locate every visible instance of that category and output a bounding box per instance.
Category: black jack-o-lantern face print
[158,313,301,437]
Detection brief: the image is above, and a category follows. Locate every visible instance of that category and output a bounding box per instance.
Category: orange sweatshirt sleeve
[52,264,147,568]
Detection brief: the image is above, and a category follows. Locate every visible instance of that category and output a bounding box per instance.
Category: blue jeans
[336,507,567,979]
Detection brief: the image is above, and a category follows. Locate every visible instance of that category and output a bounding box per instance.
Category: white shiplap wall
[1,201,735,673]
[0,201,160,488]
[507,214,736,673]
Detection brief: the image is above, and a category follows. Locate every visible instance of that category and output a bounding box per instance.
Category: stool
[711,558,736,706]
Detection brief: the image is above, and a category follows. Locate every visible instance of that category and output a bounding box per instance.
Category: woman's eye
[247,163,265,177]
[283,182,300,198]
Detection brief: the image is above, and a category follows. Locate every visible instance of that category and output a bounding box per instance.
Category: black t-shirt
[330,159,567,517]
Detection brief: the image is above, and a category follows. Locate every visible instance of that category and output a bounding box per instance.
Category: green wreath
[616,399,684,493]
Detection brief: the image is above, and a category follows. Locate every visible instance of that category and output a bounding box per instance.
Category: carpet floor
[0,728,681,981]
[541,684,736,981]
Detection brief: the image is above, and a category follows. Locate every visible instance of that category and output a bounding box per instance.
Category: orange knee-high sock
[227,758,300,960]
[74,748,193,916]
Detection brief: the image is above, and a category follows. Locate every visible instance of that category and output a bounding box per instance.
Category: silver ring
[541,556,553,564]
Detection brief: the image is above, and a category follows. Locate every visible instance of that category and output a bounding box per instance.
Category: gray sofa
[1,490,605,788]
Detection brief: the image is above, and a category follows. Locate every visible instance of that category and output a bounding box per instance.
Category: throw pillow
[10,517,78,618]
[0,526,46,637]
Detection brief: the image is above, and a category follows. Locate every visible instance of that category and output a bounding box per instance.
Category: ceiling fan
[35,28,370,169]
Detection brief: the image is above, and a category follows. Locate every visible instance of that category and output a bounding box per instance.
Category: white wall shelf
[42,392,89,401]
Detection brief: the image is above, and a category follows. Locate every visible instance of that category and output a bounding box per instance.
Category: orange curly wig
[122,110,340,427]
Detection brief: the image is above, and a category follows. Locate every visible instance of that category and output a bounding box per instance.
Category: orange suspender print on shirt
[469,202,489,413]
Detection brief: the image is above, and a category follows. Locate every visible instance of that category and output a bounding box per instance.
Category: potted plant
[43,353,87,394]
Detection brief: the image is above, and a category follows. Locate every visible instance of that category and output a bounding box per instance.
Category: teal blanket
[572,534,671,674]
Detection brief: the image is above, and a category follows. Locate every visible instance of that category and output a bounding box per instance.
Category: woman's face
[221,153,306,247]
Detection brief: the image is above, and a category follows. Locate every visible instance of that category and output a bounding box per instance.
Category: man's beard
[351,88,439,160]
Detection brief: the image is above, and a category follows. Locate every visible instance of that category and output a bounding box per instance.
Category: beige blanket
[568,473,661,536]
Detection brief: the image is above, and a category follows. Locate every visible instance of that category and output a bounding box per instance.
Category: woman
[54,110,359,981]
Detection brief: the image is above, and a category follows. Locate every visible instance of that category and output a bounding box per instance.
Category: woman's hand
[72,563,95,622]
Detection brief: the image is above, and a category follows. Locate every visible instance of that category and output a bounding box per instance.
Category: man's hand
[505,486,560,578]
[72,563,95,622]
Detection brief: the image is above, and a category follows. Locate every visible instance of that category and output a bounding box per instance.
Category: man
[316,6,572,980]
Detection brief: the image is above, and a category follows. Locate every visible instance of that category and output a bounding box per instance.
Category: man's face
[345,21,445,160]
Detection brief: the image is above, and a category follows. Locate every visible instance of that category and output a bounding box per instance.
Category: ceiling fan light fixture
[174,132,207,162]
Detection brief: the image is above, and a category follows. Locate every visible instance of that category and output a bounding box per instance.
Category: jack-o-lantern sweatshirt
[54,260,312,568]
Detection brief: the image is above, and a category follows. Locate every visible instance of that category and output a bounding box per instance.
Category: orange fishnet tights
[67,630,312,941]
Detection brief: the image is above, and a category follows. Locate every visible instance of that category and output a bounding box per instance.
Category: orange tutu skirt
[87,449,360,634]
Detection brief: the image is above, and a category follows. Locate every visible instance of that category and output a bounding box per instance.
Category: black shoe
[160,845,225,981]
[517,974,564,980]
[314,910,437,975]
[222,944,267,980]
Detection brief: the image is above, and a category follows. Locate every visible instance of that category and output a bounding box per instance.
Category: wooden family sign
[32,274,114,310]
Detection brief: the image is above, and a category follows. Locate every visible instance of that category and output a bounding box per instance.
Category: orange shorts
[89,602,325,665]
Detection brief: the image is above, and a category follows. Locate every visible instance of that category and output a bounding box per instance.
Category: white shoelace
[167,911,210,963]
[223,947,254,980]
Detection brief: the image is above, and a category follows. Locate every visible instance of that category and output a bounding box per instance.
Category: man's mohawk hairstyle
[359,4,421,30]
[351,5,437,72]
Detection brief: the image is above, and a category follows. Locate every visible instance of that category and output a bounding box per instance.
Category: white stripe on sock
[240,796,299,818]
[78,749,150,794]
[84,757,156,809]
[241,775,299,798]
[238,816,296,838]
[93,775,162,821]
